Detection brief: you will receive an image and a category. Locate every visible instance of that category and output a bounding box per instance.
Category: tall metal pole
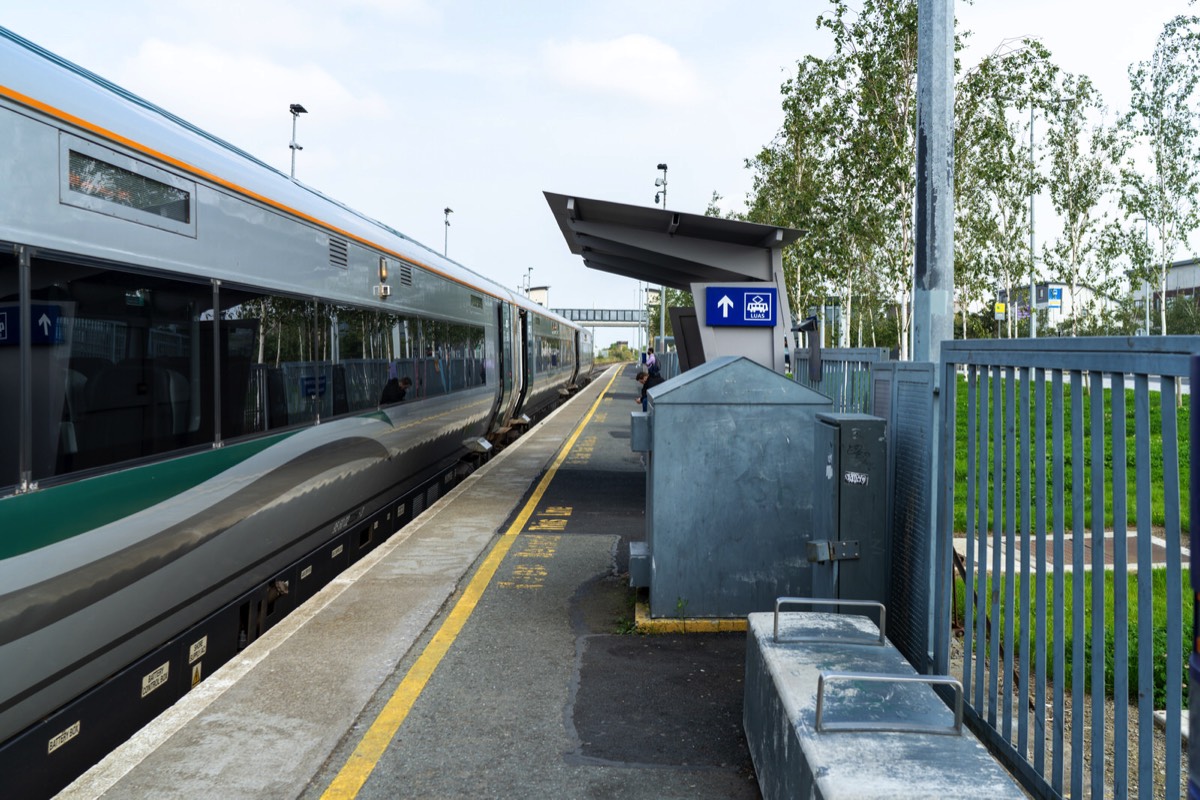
[655,163,668,353]
[915,0,956,679]
[911,0,955,365]
[289,103,306,179]
[637,281,644,352]
[1144,217,1151,335]
[443,207,453,256]
[1030,102,1037,338]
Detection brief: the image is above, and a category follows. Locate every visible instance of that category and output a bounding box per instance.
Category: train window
[220,293,323,434]
[217,289,489,434]
[27,258,214,479]
[332,305,399,412]
[333,312,487,406]
[59,133,196,237]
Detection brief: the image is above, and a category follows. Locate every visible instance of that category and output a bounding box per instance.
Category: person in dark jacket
[635,369,664,412]
[381,375,412,404]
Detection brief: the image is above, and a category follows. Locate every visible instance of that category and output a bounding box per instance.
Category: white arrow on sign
[38,313,52,336]
[717,295,734,318]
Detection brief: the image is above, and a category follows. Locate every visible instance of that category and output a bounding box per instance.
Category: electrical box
[636,356,833,617]
[810,413,888,605]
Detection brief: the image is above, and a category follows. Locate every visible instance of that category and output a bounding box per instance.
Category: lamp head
[656,162,667,171]
[289,103,307,115]
[792,315,819,333]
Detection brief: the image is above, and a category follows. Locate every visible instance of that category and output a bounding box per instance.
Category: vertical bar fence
[793,347,889,413]
[936,336,1197,799]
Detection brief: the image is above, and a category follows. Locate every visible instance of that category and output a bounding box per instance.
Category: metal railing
[933,336,1197,799]
[793,347,889,412]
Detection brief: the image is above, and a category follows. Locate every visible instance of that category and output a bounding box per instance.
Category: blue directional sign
[1048,286,1062,309]
[705,287,778,327]
[0,304,64,346]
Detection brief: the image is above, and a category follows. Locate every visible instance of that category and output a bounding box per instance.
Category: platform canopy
[543,191,803,292]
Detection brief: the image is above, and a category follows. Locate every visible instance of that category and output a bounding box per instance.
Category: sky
[3,0,1196,350]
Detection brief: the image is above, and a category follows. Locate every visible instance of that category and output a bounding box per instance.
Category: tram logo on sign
[745,294,771,321]
[704,287,778,327]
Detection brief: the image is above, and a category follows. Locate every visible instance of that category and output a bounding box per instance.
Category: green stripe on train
[0,433,296,560]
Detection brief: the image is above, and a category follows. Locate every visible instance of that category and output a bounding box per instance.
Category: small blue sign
[300,374,328,398]
[1048,287,1062,309]
[0,304,64,345]
[705,287,778,327]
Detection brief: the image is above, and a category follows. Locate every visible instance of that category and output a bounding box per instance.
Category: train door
[571,330,581,385]
[512,308,530,417]
[490,302,517,430]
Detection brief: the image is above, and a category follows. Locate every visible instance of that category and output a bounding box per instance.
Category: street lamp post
[289,104,307,179]
[653,163,668,353]
[1135,216,1151,334]
[1144,218,1152,335]
[1028,91,1078,338]
[443,207,453,256]
[988,38,1043,339]
[1029,101,1037,339]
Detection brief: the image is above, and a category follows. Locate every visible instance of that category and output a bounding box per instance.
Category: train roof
[0,26,572,326]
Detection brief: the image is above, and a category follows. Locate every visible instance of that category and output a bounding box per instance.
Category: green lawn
[954,568,1191,708]
[951,374,1191,535]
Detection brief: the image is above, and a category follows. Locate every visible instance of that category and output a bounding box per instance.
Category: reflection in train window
[527,315,575,382]
[26,258,214,480]
[1,258,497,484]
[220,292,488,434]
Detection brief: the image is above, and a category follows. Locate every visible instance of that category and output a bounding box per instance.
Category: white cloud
[541,34,701,104]
[122,38,389,128]
[341,0,438,22]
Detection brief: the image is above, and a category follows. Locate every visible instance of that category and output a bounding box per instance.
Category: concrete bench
[744,599,1024,799]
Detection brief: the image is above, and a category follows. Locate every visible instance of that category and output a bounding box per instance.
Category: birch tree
[1122,14,1200,335]
[1041,75,1125,335]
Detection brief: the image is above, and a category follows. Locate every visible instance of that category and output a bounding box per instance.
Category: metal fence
[656,351,679,381]
[793,347,890,413]
[933,336,1197,799]
[872,362,938,676]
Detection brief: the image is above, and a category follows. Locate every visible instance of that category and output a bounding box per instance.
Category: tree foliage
[955,39,1055,339]
[1122,14,1200,335]
[741,3,1200,345]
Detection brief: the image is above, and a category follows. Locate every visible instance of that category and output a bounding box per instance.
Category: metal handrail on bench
[815,672,964,735]
[772,597,887,646]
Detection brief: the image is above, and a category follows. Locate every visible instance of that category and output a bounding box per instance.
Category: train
[0,25,593,796]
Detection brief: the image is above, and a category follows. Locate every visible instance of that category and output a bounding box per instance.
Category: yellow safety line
[321,366,623,799]
[633,600,748,634]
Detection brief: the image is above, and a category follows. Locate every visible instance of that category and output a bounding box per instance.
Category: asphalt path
[304,363,760,799]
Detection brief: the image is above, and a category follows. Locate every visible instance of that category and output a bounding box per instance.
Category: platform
[58,363,760,799]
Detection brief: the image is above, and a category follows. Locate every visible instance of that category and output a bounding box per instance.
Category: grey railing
[934,336,1197,799]
[657,351,679,381]
[793,347,890,413]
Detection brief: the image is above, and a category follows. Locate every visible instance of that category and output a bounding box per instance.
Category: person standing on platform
[645,347,660,376]
[635,369,664,412]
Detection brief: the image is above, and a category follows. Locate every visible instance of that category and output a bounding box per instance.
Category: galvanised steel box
[640,356,832,618]
[809,412,889,605]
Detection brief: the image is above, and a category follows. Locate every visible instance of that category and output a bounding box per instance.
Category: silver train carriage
[0,25,592,793]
